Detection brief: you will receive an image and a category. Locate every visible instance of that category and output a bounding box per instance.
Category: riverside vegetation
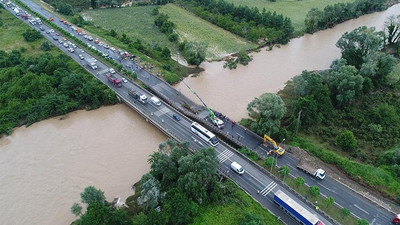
[242,15,400,202]
[0,6,117,136]
[70,139,283,225]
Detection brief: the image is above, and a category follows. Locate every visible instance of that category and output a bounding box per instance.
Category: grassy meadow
[0,9,57,55]
[82,4,256,60]
[159,4,256,59]
[223,0,354,32]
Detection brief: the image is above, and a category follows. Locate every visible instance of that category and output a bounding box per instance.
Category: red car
[394,214,400,224]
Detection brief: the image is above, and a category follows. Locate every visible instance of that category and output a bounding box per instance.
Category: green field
[159,4,256,59]
[82,4,256,60]
[224,0,354,32]
[0,9,57,55]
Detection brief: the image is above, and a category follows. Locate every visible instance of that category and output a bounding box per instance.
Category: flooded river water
[175,4,400,120]
[0,104,166,225]
[1,4,400,225]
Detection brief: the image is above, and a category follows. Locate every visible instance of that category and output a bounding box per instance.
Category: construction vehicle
[180,79,224,129]
[264,135,285,156]
[106,74,122,87]
[128,89,147,104]
[297,154,326,179]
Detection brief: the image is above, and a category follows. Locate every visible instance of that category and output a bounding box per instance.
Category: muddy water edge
[0,104,166,225]
[175,4,400,121]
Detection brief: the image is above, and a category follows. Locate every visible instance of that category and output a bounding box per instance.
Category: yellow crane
[264,135,285,156]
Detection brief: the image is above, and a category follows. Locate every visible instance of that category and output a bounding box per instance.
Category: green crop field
[82,4,256,60]
[223,0,354,32]
[159,4,256,59]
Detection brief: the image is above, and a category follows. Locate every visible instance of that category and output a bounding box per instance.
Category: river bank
[0,104,166,225]
[175,3,400,121]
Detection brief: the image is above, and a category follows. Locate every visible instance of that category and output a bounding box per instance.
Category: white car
[110,47,116,52]
[68,48,74,53]
[79,54,84,60]
[122,78,127,83]
[108,68,115,74]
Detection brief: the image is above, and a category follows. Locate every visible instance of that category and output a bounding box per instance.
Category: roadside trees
[325,196,334,208]
[247,93,286,136]
[342,207,351,219]
[357,219,370,225]
[309,185,320,197]
[295,177,305,188]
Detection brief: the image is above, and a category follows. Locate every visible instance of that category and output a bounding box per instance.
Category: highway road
[5,0,396,224]
[2,1,339,224]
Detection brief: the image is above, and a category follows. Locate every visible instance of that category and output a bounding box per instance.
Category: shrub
[264,157,276,168]
[40,41,52,51]
[295,177,305,187]
[335,130,357,152]
[309,185,320,197]
[22,28,42,42]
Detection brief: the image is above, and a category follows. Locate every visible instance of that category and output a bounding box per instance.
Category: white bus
[191,122,219,146]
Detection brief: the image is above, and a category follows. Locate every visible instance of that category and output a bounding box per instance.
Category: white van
[231,162,244,175]
[150,96,161,106]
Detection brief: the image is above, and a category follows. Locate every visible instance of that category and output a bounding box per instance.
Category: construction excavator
[264,135,285,156]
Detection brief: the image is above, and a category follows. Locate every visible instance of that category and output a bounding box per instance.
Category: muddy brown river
[1,4,400,225]
[0,105,166,225]
[175,4,400,121]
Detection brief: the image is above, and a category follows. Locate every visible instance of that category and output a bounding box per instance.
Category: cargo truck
[128,89,147,104]
[274,190,325,225]
[106,74,122,87]
[85,58,97,70]
[297,154,326,179]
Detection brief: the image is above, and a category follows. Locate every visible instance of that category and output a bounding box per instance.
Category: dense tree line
[71,139,243,225]
[280,25,399,164]
[176,0,293,43]
[0,50,118,136]
[305,0,386,33]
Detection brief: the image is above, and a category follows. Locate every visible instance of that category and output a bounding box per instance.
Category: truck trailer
[274,190,324,225]
[85,58,97,70]
[106,74,122,87]
[128,89,147,104]
[297,154,326,179]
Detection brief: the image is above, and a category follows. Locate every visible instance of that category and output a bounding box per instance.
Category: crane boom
[180,79,223,128]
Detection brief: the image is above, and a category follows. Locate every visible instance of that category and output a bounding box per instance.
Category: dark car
[172,114,181,121]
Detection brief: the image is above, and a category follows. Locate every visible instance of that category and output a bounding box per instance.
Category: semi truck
[85,58,97,70]
[106,74,122,87]
[297,154,326,179]
[274,190,324,225]
[128,89,147,104]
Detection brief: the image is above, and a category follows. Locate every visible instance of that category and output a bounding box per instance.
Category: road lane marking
[217,150,234,163]
[260,182,277,196]
[319,184,337,194]
[354,204,370,215]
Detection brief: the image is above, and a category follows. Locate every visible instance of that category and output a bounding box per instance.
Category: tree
[161,47,171,59]
[78,202,112,225]
[264,157,276,168]
[341,207,351,219]
[236,50,252,66]
[164,189,194,225]
[304,8,323,33]
[22,28,42,42]
[336,130,358,152]
[293,70,323,97]
[279,166,290,180]
[168,33,178,42]
[325,196,334,207]
[371,103,399,126]
[183,41,207,66]
[137,173,163,210]
[295,177,305,188]
[80,186,106,206]
[240,213,266,225]
[71,203,82,217]
[247,93,286,136]
[336,26,384,68]
[328,61,364,106]
[384,15,400,45]
[109,29,117,37]
[294,96,323,128]
[40,41,52,51]
[357,219,370,225]
[359,52,396,88]
[309,185,320,197]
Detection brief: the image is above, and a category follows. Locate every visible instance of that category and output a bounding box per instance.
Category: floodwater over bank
[175,4,400,121]
[0,104,166,225]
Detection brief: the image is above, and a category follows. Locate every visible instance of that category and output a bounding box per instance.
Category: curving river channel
[0,105,166,225]
[1,4,400,225]
[175,4,400,121]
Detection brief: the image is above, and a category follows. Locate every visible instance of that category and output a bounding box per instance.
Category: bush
[335,130,358,152]
[168,33,178,42]
[22,28,42,42]
[40,41,52,51]
[238,146,259,161]
[309,185,320,197]
[295,177,305,187]
[264,157,276,168]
